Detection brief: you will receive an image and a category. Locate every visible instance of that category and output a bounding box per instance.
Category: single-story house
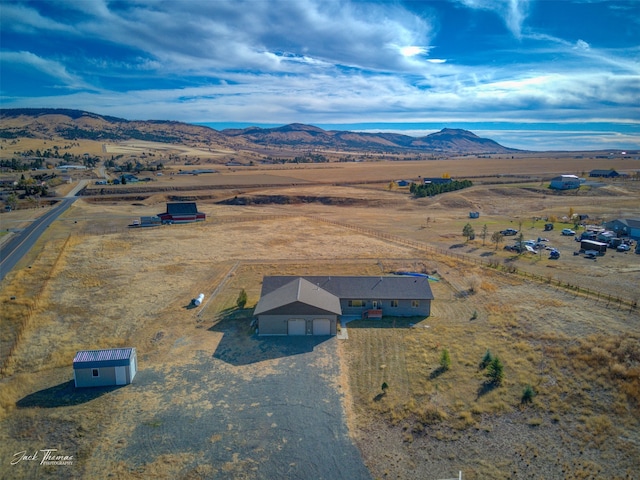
[589,169,620,178]
[121,174,140,183]
[550,174,580,190]
[158,202,206,224]
[255,275,434,336]
[603,218,640,240]
[73,348,137,388]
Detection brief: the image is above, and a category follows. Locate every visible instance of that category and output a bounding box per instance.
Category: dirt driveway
[83,317,371,479]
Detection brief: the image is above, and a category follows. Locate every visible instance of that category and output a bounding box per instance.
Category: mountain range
[0,108,518,154]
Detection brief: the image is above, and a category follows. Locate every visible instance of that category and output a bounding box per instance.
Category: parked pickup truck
[500,228,518,236]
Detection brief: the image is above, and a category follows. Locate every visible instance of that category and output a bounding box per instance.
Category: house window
[348,300,364,307]
[411,300,420,308]
[391,300,398,307]
[92,369,99,377]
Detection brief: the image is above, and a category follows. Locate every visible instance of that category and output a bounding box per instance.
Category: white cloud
[1,51,92,90]
[575,39,591,51]
[458,0,530,38]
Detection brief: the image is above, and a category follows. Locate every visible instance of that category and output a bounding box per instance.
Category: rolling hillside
[1,108,519,154]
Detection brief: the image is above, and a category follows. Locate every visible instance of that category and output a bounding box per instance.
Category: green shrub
[440,349,451,371]
[486,356,504,385]
[236,288,248,309]
[522,384,536,404]
[479,349,493,369]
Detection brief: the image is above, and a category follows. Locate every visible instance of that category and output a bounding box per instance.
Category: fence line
[305,215,637,310]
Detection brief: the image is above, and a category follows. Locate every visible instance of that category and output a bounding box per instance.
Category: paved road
[0,181,87,282]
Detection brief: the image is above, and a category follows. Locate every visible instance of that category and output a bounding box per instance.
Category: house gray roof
[165,202,199,215]
[611,218,640,229]
[589,169,619,176]
[73,348,135,369]
[254,277,342,316]
[261,275,435,301]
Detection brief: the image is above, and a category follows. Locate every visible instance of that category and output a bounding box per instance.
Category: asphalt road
[0,181,87,283]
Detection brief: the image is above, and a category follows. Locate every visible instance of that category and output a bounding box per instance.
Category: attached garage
[313,319,331,336]
[254,278,341,336]
[288,319,307,335]
[73,348,137,388]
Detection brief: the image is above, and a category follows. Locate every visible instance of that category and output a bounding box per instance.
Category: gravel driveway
[104,319,371,479]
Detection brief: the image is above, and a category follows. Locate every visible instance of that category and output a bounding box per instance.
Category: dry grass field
[1,158,639,479]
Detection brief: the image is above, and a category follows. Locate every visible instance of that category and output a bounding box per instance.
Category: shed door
[288,319,306,336]
[115,366,127,385]
[313,319,331,336]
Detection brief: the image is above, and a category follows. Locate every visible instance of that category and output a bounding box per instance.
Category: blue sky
[1,0,639,150]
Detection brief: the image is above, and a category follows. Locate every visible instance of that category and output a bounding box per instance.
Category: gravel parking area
[91,319,371,479]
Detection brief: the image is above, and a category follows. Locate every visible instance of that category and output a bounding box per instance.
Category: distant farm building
[121,174,139,183]
[589,169,620,178]
[603,218,640,240]
[423,177,453,185]
[158,202,206,224]
[395,180,411,187]
[255,275,434,336]
[550,174,580,190]
[73,348,137,388]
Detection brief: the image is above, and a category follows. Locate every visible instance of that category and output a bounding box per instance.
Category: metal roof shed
[73,348,137,388]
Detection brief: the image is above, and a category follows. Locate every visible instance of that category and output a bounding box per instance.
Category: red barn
[158,202,206,224]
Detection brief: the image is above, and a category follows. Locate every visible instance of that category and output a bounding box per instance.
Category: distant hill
[0,108,236,147]
[222,123,518,154]
[0,108,518,154]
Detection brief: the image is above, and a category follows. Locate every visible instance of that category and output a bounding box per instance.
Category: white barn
[550,175,580,190]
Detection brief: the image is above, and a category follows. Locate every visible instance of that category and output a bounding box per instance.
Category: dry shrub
[589,346,612,367]
[466,275,481,294]
[416,403,448,426]
[480,280,497,293]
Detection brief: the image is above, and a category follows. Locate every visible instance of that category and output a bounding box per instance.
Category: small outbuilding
[73,348,137,388]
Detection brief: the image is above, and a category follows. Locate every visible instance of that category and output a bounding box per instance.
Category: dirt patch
[217,194,381,207]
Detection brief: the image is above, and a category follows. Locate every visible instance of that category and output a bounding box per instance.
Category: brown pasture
[1,158,639,479]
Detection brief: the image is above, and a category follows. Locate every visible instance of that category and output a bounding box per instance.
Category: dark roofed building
[603,218,640,240]
[589,169,620,178]
[423,177,453,185]
[158,202,206,224]
[256,275,434,336]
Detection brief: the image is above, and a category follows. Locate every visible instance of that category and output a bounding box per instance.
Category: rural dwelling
[550,174,580,190]
[603,218,640,240]
[589,169,620,178]
[255,275,434,336]
[158,202,206,224]
[73,348,137,388]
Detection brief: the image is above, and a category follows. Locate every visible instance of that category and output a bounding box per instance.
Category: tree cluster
[410,179,473,197]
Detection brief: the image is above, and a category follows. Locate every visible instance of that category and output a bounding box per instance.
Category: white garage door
[313,319,331,336]
[288,319,306,336]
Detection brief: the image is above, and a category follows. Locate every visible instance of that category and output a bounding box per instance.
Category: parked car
[549,250,560,259]
[561,228,576,236]
[617,244,630,252]
[544,223,554,231]
[500,228,518,236]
